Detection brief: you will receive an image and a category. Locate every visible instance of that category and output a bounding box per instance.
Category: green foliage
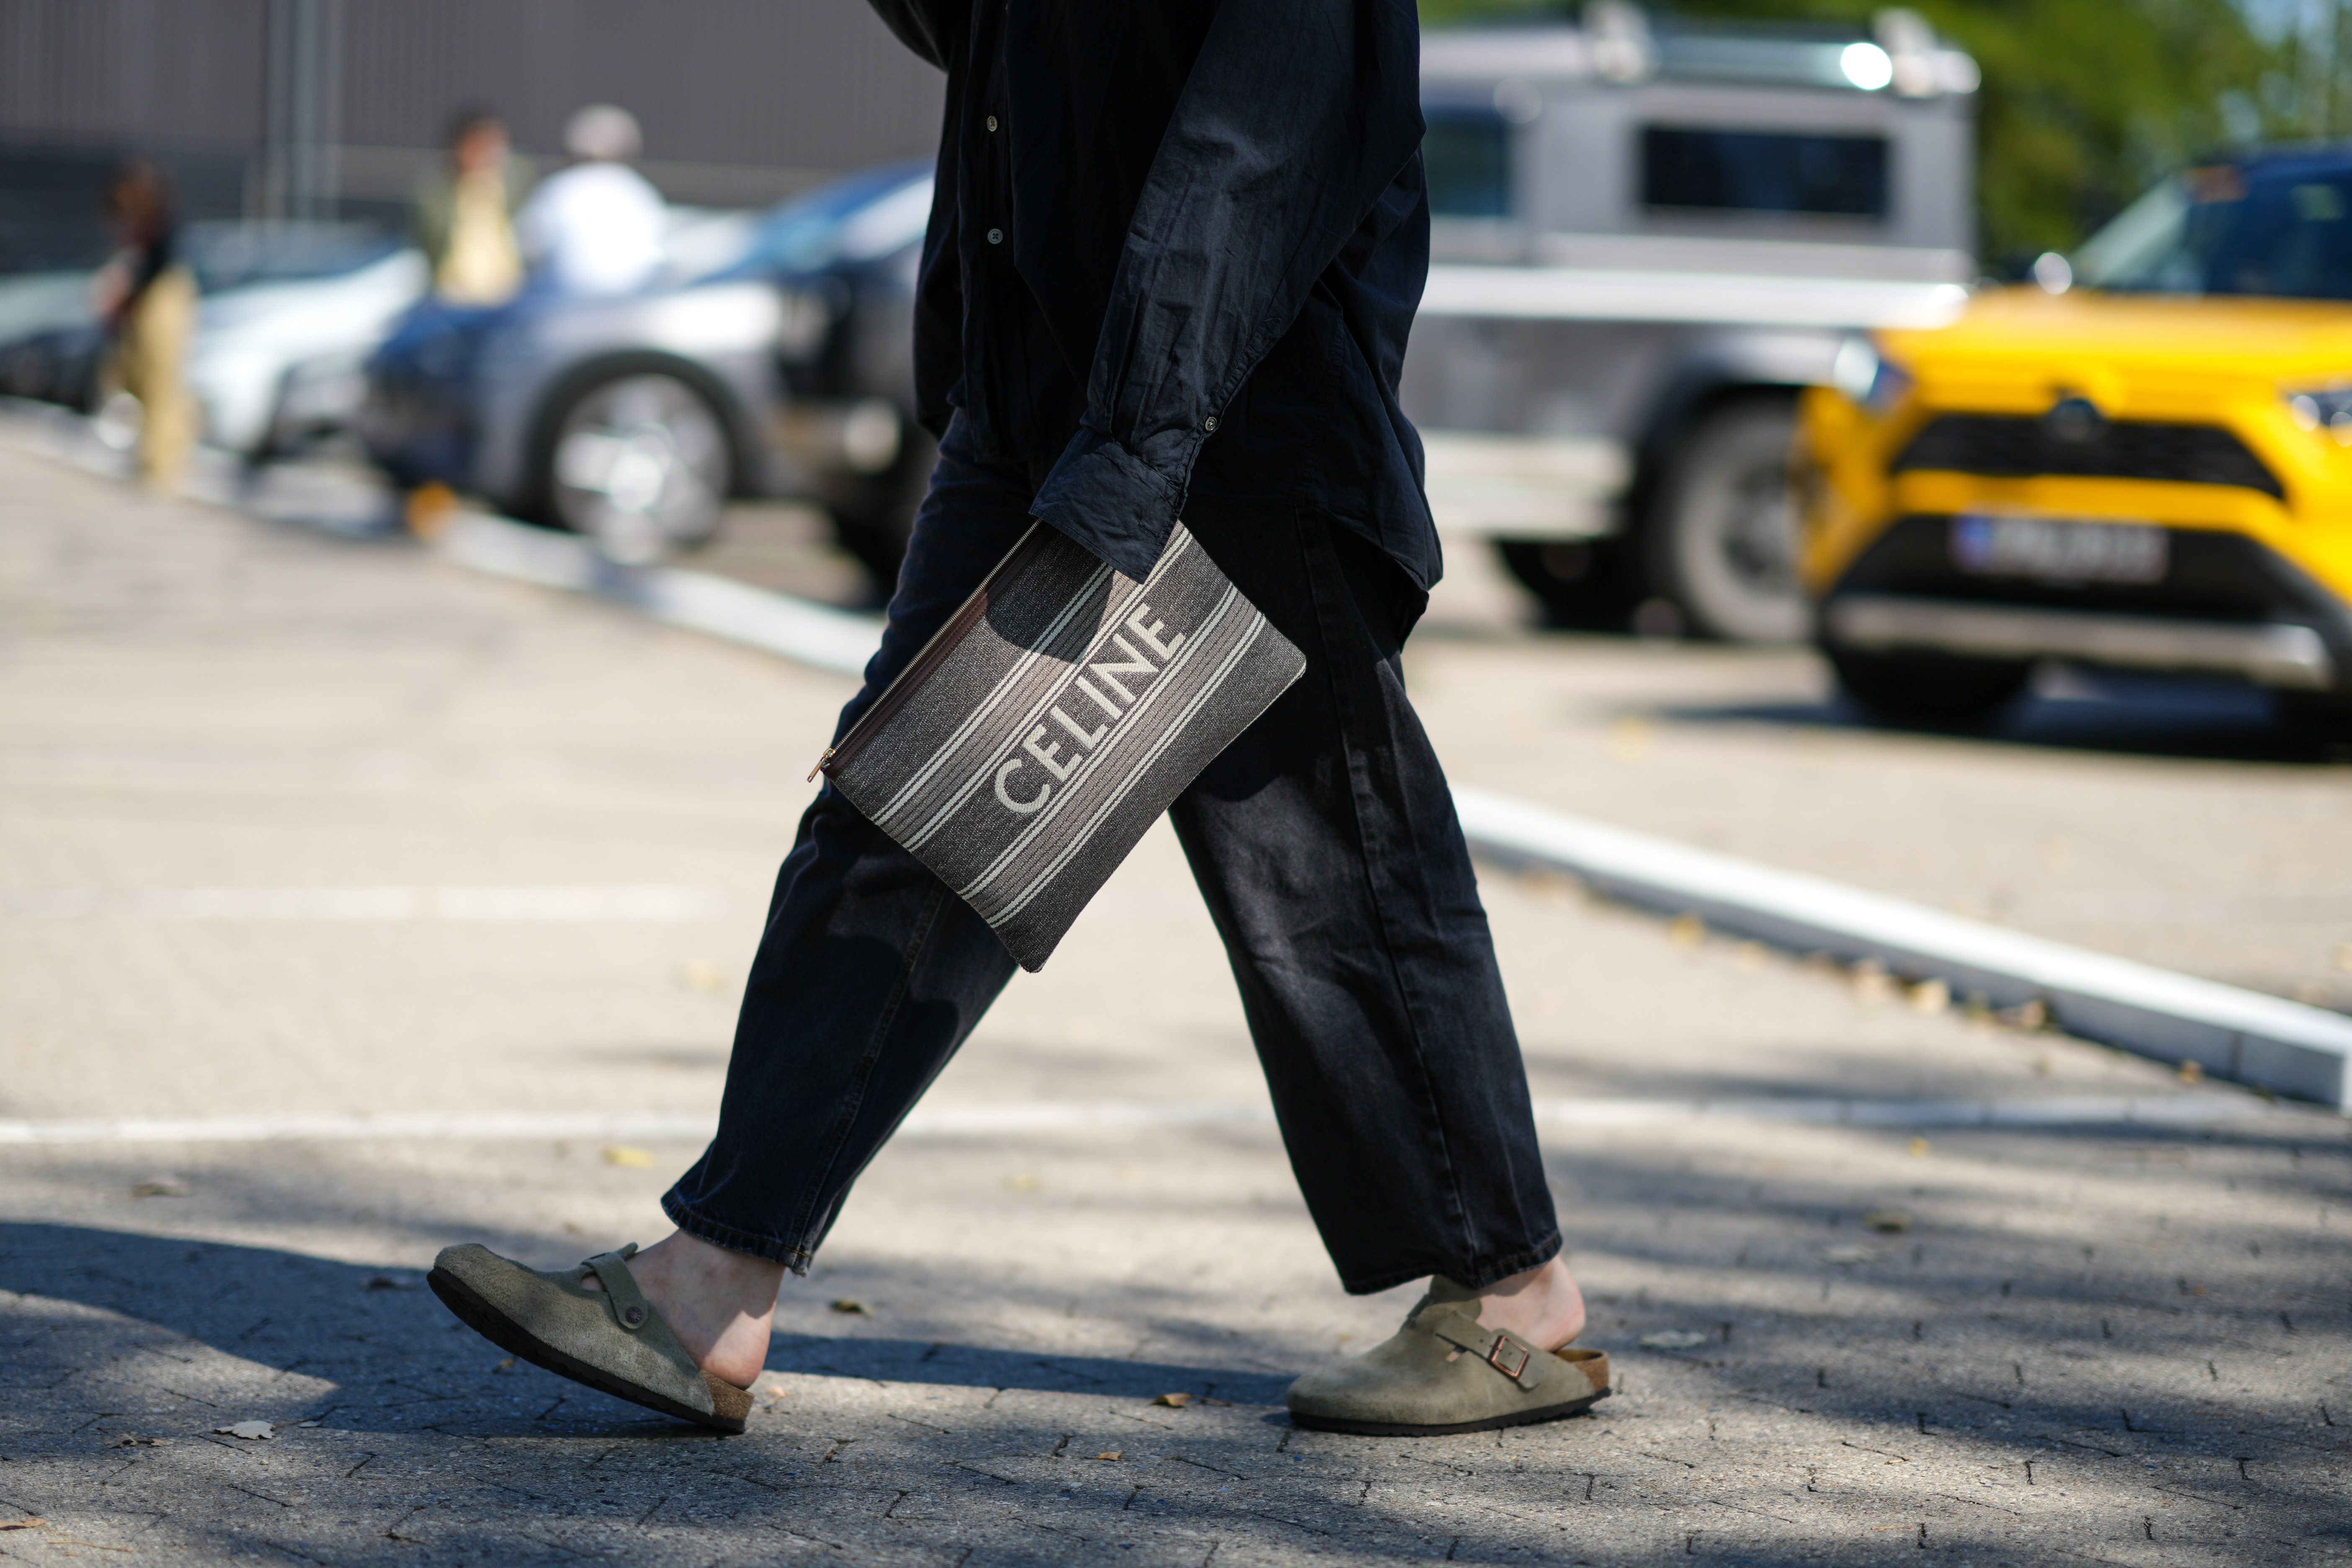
[1421,0,2303,264]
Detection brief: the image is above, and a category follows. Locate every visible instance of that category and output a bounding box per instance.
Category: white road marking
[0,887,713,921]
[0,1095,2292,1147]
[1455,788,2352,1112]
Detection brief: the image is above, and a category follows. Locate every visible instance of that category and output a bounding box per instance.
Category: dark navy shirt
[864,0,1441,588]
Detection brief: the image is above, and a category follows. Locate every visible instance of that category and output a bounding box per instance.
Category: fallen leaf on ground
[494,1357,516,1372]
[365,1273,417,1290]
[1908,978,1950,1013]
[1823,1244,1879,1264]
[1638,1330,1708,1350]
[215,1421,275,1441]
[1667,912,1705,948]
[1908,1137,1932,1158]
[2178,1059,2205,1084]
[602,1146,657,1168]
[828,1299,867,1314]
[1153,1393,1192,1408]
[130,1176,189,1198]
[0,1518,45,1530]
[1094,1451,1122,1462]
[1862,1210,1912,1233]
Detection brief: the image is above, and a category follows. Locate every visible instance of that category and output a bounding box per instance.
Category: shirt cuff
[1029,426,1193,582]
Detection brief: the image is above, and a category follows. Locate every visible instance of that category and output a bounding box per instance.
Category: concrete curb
[438,512,881,677]
[1455,787,2352,1112]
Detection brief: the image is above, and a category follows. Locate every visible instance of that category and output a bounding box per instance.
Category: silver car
[361,163,934,569]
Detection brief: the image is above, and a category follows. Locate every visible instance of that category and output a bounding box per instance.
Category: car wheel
[829,423,936,603]
[1826,645,2032,727]
[1494,537,1636,628]
[545,371,730,564]
[2277,689,2352,739]
[1644,397,1807,642]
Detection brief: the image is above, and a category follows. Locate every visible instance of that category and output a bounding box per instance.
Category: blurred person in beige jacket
[93,159,197,491]
[414,109,531,306]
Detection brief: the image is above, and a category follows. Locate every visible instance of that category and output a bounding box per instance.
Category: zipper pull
[807,746,836,784]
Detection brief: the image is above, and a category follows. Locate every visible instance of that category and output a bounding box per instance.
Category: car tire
[1644,397,1808,643]
[1495,537,1637,629]
[829,423,936,602]
[540,368,732,565]
[2277,689,2352,739]
[1825,645,2032,727]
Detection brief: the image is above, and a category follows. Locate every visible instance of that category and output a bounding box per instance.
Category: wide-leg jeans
[663,418,1560,1295]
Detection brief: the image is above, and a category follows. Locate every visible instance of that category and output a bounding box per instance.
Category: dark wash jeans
[662,418,1561,1296]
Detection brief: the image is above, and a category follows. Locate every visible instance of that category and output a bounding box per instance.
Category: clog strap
[582,1245,656,1334]
[1414,1303,1546,1391]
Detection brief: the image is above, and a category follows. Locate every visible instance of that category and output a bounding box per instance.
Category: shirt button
[986,227,1004,245]
[986,115,999,132]
[1203,415,1219,433]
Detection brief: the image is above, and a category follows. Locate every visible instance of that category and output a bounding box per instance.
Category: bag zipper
[810,521,1056,784]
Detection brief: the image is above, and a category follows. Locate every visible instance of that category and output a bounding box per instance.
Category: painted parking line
[0,1093,2294,1147]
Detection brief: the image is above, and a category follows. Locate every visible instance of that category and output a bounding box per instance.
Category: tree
[1421,0,2303,264]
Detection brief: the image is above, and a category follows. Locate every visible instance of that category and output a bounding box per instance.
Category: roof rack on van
[1421,3,1979,99]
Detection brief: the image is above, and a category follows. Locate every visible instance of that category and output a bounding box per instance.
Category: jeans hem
[1337,1230,1563,1298]
[660,1189,815,1274]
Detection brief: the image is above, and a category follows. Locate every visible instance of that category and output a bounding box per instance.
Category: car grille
[1893,415,2283,498]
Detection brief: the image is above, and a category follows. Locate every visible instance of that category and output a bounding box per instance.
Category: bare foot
[580,1230,782,1388]
[1473,1256,1586,1351]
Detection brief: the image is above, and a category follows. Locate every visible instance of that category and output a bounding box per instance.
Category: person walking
[413,108,529,307]
[514,104,666,298]
[429,0,1609,1439]
[93,158,197,493]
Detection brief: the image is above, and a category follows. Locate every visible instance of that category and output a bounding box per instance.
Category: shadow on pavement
[1657,670,2352,766]
[766,1331,1293,1406]
[0,1221,1294,1437]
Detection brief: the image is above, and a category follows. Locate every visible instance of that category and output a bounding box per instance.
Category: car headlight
[1829,335,1913,415]
[2284,385,2352,445]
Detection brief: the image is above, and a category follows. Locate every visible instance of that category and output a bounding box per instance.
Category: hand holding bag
[816,520,1305,970]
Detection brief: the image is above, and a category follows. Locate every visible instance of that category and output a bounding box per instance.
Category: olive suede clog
[1286,1278,1611,1436]
[428,1242,753,1433]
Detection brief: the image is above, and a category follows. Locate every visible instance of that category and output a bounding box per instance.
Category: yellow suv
[1798,150,2352,725]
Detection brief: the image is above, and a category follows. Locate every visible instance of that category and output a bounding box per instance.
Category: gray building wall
[0,0,945,266]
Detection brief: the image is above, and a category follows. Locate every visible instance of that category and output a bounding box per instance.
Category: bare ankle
[1473,1257,1586,1351]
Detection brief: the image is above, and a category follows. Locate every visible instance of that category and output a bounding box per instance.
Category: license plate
[1950,513,2168,585]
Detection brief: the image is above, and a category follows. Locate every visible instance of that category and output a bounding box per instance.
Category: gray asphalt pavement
[3,440,2348,1565]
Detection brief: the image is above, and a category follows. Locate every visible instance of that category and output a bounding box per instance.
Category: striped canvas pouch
[814,521,1305,970]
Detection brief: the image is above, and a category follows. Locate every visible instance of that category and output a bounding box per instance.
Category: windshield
[2075,160,2352,301]
[701,160,932,282]
[180,221,402,294]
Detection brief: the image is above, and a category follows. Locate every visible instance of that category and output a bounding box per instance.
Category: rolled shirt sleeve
[1029,0,1424,580]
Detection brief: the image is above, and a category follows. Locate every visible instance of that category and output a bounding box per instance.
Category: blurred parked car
[1408,8,1979,641]
[0,222,425,459]
[360,162,934,575]
[1798,146,2352,728]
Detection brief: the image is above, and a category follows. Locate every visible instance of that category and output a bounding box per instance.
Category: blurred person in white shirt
[515,105,666,297]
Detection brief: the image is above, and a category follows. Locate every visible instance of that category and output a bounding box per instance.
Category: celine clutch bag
[814,520,1305,970]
